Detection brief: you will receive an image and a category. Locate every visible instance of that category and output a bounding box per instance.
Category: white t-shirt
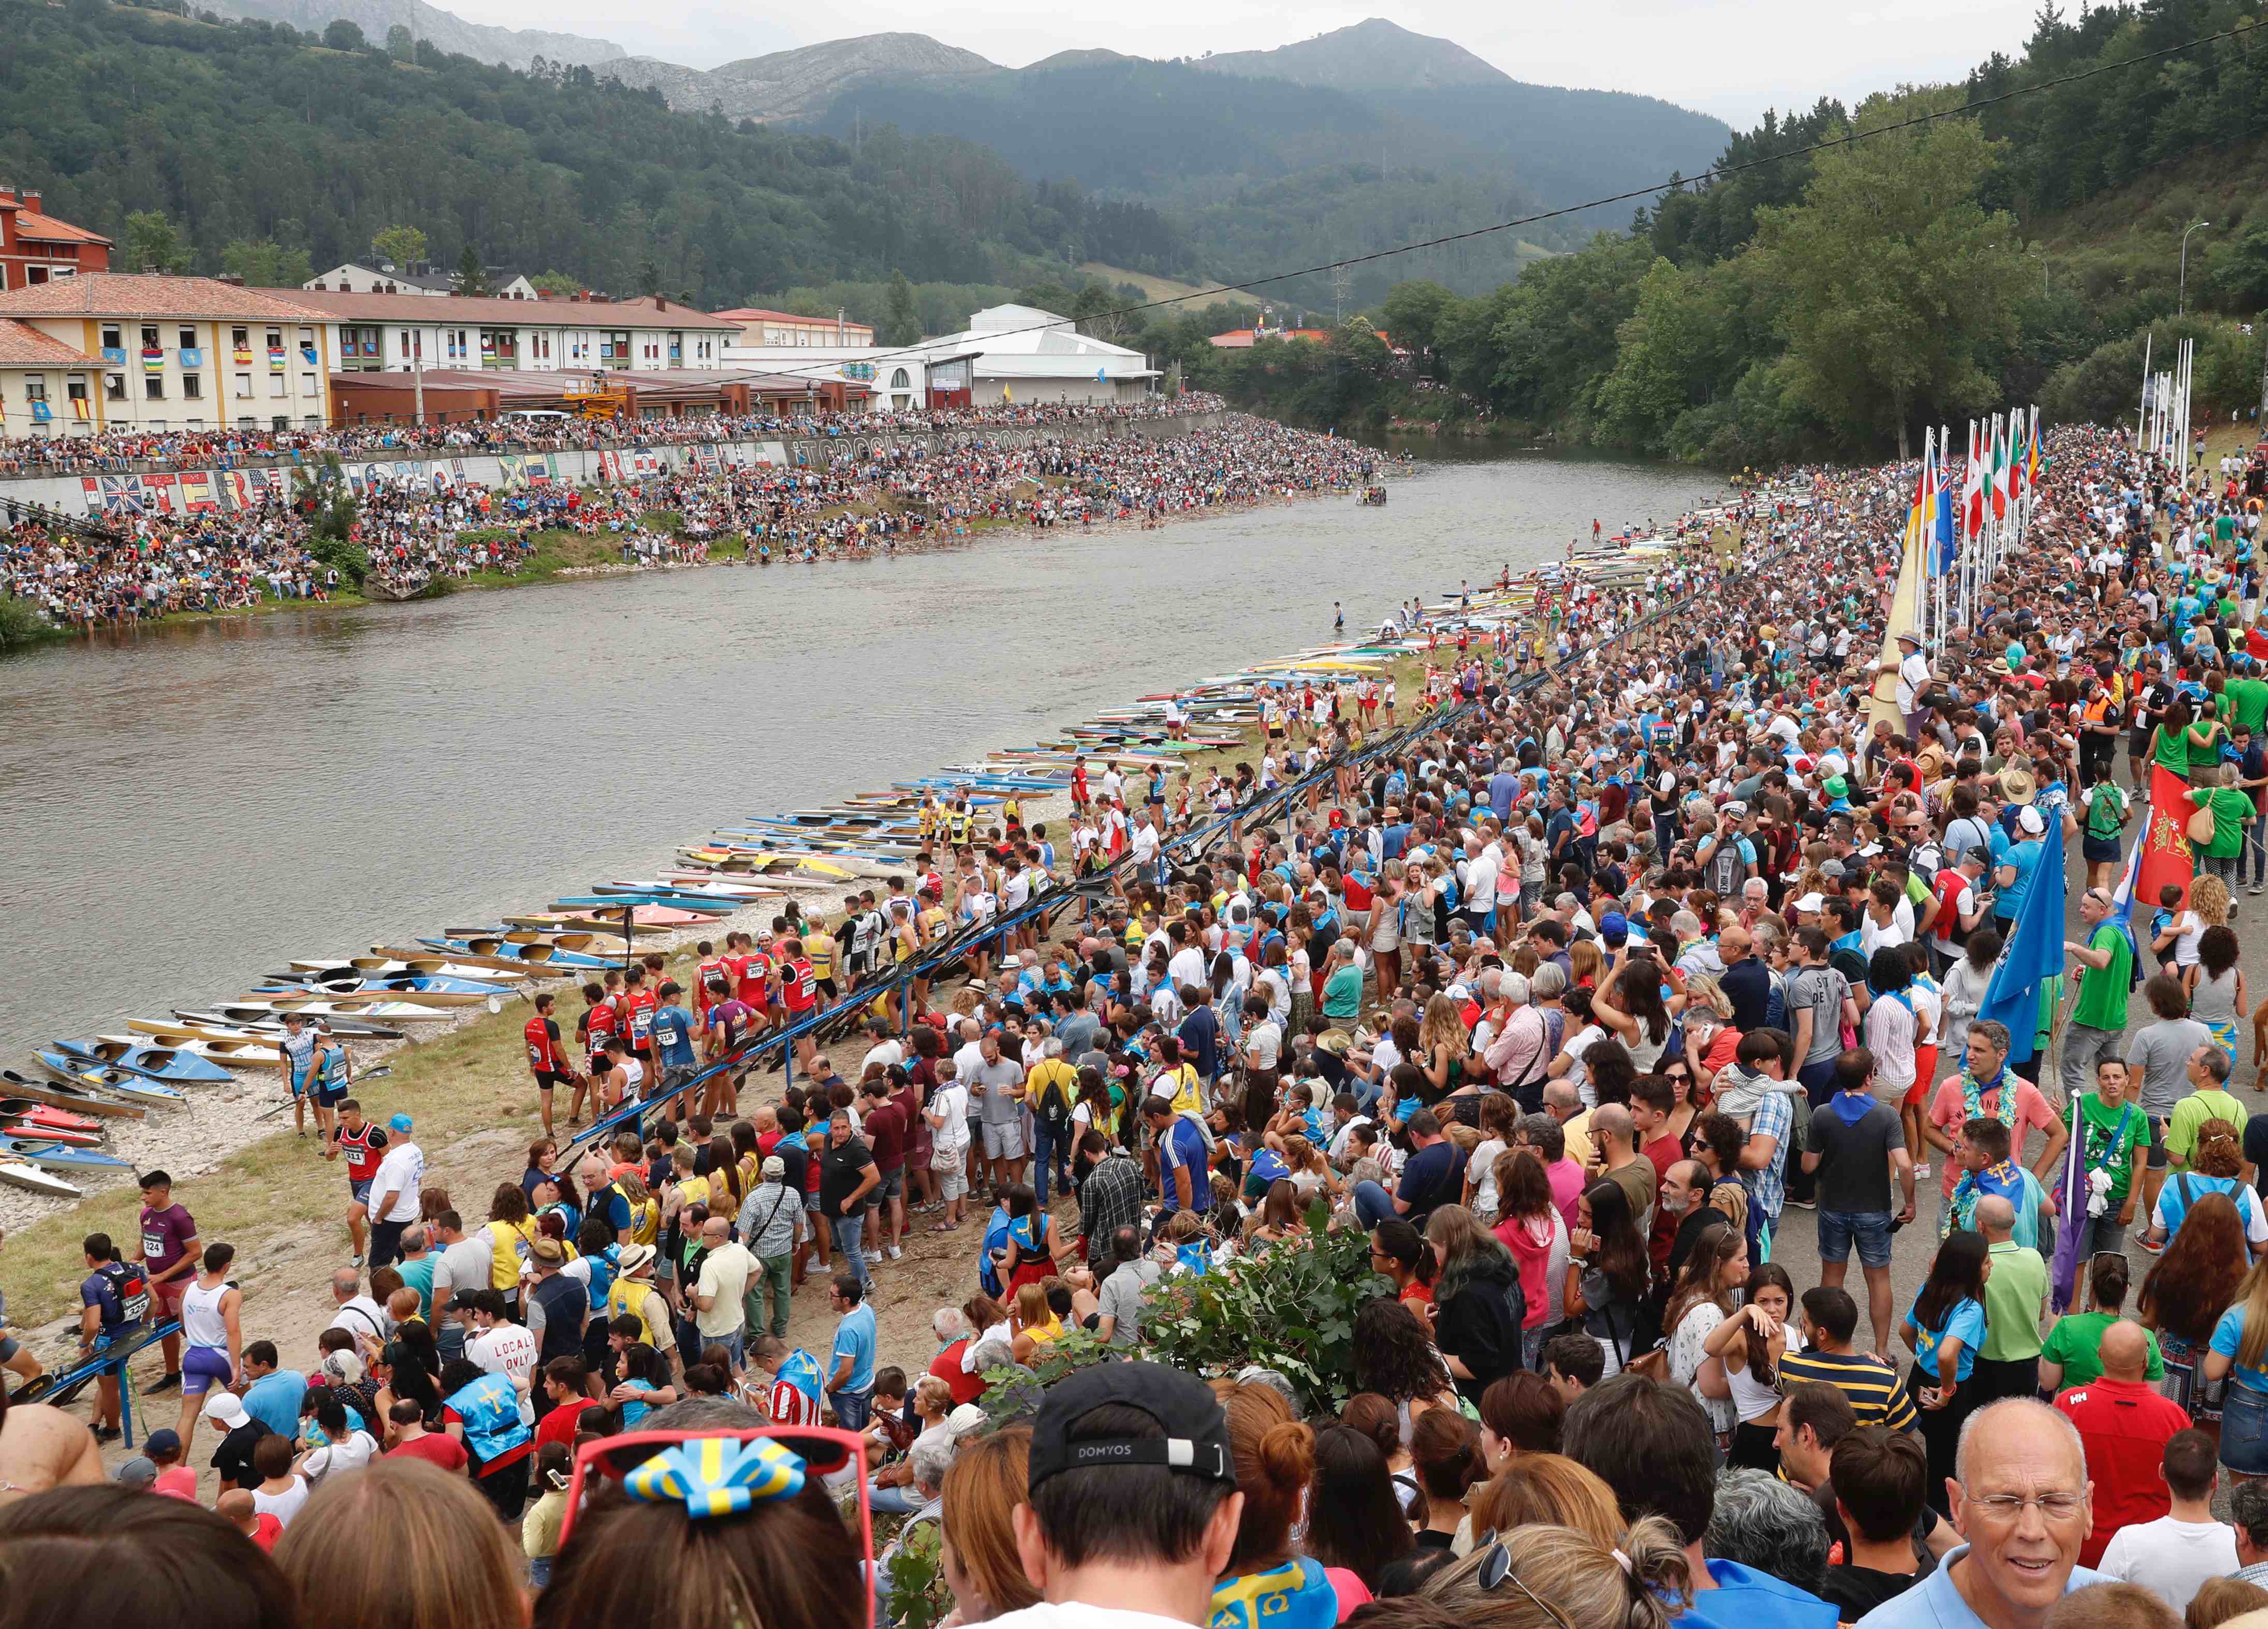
[980,1599,1204,1629]
[370,1140,425,1223]
[2098,1516,2237,1614]
[467,1320,540,1419]
[930,1083,970,1148]
[301,1428,379,1483]
[1244,1020,1282,1072]
[253,1478,309,1528]
[1471,1138,1508,1214]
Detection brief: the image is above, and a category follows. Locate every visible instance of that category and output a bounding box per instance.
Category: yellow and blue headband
[624,1436,806,1519]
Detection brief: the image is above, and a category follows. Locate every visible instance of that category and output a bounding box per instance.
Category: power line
[718,13,2268,392]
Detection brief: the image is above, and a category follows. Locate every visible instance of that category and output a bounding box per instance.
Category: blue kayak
[419,936,616,971]
[0,1133,134,1171]
[46,1039,232,1084]
[33,1055,184,1107]
[551,894,734,914]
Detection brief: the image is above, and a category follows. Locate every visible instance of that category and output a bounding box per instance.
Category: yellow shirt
[808,937,836,979]
[1158,1064,1204,1117]
[488,1218,537,1289]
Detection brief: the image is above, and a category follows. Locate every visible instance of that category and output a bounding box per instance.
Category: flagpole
[2138,332,2153,451]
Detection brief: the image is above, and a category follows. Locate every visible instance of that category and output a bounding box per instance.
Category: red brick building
[0,187,112,292]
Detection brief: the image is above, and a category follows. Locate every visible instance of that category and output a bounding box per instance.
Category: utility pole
[2257,315,2268,432]
[2181,218,2213,316]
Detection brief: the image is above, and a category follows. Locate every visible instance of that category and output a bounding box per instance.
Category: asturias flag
[1974,810,2065,1065]
[1962,423,1986,540]
[2135,763,2199,914]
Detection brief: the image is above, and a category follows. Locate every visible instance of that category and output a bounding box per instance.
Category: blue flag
[1974,815,2065,1065]
[1934,489,1957,575]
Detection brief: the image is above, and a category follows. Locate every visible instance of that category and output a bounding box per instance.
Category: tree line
[0,0,1188,306]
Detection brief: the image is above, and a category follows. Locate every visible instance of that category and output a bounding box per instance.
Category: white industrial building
[908,304,1157,406]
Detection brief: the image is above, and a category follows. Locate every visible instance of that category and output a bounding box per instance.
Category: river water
[0,450,1709,1055]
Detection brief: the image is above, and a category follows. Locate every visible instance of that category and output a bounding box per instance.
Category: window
[270,372,286,398]
[101,325,121,351]
[231,326,248,353]
[301,372,316,397]
[147,418,166,431]
[23,376,47,403]
[178,326,197,350]
[144,375,164,400]
[182,373,202,400]
[66,376,87,409]
[890,368,910,390]
[185,417,204,430]
[141,325,159,350]
[271,415,289,431]
[237,414,256,429]
[105,373,126,401]
[303,414,320,428]
[234,373,252,400]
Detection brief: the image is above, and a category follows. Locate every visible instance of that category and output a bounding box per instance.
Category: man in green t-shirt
[1976,1195,2050,1401]
[2061,1056,2147,1276]
[2223,669,2268,738]
[2061,887,2133,1105]
[2164,1044,2248,1172]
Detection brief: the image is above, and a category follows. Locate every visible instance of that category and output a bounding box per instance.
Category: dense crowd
[0,393,1232,478]
[2,410,1396,624]
[19,411,2268,1629]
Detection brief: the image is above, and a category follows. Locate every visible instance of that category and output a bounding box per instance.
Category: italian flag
[1989,415,2011,522]
[1962,421,1986,539]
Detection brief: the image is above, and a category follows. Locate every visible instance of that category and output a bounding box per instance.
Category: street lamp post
[2181,219,2213,316]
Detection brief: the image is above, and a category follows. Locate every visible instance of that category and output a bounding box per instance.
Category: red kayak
[0,1098,105,1145]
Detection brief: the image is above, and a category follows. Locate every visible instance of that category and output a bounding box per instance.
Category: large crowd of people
[0,406,1393,626]
[13,408,2268,1629]
[0,393,1232,478]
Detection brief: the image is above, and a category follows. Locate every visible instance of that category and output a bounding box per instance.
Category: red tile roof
[0,318,94,366]
[712,307,873,329]
[10,211,112,247]
[0,273,330,320]
[289,288,740,328]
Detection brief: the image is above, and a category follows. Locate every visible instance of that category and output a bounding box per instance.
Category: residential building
[305,261,541,300]
[715,341,920,412]
[712,307,874,348]
[1209,325,1391,348]
[898,304,1156,406]
[0,318,99,437]
[285,289,737,377]
[0,274,334,435]
[0,185,112,292]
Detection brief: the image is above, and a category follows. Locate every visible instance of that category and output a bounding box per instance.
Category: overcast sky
[472,0,2046,126]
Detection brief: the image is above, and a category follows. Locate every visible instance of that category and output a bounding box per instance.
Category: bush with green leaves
[977,1327,1118,1428]
[1142,1206,1388,1415]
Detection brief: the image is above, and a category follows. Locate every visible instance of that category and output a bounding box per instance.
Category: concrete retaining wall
[2,410,1229,520]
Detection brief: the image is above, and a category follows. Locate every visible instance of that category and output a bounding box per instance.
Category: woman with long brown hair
[1700,1260,1799,1472]
[940,1423,1041,1622]
[276,1458,522,1629]
[2145,1190,2254,1429]
[1663,1220,1747,1449]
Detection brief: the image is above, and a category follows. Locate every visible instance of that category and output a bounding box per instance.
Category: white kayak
[287,957,529,983]
[98,1032,284,1069]
[0,1162,81,1198]
[208,997,458,1023]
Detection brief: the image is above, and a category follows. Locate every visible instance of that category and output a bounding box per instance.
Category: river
[0,450,1709,1056]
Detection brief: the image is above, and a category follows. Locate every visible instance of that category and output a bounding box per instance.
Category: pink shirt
[1927,1076,2058,1198]
[1547,1156,1587,1232]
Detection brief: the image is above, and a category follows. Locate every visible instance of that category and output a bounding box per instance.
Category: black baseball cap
[1027,1361,1234,1492]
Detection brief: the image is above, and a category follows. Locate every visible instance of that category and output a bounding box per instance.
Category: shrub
[1142,1203,1389,1414]
[0,595,58,648]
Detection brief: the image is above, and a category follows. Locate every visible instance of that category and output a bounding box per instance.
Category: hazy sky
[471,0,2046,126]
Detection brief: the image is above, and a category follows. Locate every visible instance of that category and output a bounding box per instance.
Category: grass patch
[1,945,722,1327]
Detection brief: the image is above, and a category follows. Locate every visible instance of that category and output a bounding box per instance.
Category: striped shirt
[1778,1347,1919,1432]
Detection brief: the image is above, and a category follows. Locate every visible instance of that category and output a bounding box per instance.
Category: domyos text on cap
[1026,1360,1236,1492]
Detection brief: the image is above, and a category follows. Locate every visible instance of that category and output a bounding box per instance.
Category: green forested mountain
[0,0,1187,302]
[798,43,1730,303]
[1213,0,2268,465]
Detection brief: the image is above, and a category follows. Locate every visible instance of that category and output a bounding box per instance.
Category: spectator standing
[1976,1195,2050,1404]
[2096,1431,2237,1615]
[827,1271,878,1430]
[2055,1322,2193,1569]
[1803,1047,1917,1353]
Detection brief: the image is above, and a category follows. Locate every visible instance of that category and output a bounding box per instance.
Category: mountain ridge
[1191,18,1509,92]
[200,0,625,70]
[602,32,997,121]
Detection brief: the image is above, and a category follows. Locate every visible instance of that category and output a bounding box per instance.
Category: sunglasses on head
[1473,1530,1578,1629]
